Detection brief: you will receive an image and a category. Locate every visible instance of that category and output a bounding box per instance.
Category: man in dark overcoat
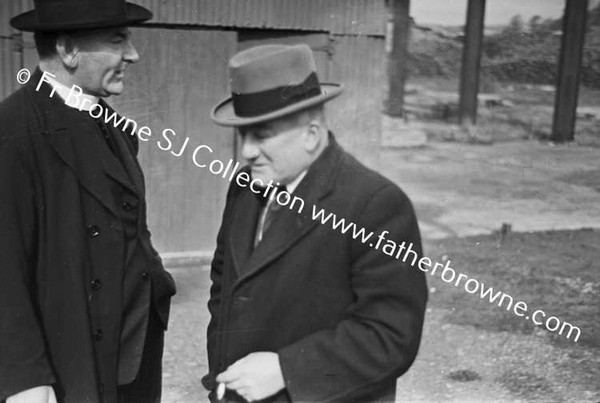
[202,44,428,402]
[0,1,176,402]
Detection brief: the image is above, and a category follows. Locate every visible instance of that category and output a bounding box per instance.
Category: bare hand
[7,385,57,403]
[216,352,285,402]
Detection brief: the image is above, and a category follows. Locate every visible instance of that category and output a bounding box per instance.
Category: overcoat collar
[28,69,137,216]
[230,133,343,284]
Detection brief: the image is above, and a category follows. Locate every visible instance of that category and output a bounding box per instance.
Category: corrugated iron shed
[0,0,25,99]
[1,0,386,36]
[0,0,24,36]
[133,0,386,36]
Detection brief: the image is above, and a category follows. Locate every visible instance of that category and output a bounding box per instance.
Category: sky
[410,0,567,26]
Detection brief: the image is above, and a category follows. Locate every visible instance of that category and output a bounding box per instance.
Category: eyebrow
[112,29,130,39]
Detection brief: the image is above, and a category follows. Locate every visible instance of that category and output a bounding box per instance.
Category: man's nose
[241,135,260,161]
[124,40,140,63]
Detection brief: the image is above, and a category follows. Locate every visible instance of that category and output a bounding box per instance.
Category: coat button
[95,329,103,341]
[87,225,100,237]
[91,279,102,291]
[141,271,149,280]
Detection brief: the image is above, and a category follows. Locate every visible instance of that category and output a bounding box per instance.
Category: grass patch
[425,228,600,349]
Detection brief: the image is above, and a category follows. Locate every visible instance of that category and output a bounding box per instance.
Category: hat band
[232,72,321,118]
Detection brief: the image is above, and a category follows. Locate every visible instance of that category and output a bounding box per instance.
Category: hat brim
[10,3,152,32]
[211,83,343,127]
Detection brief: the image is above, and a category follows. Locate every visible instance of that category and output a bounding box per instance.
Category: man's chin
[250,171,276,185]
[104,83,124,97]
[251,175,272,185]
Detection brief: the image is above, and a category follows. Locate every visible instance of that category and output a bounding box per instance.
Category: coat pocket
[150,268,177,329]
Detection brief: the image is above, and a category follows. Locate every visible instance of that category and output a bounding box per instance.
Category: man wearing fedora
[203,44,428,402]
[0,1,176,402]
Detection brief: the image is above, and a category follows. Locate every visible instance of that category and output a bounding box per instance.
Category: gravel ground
[162,267,210,403]
[158,141,600,402]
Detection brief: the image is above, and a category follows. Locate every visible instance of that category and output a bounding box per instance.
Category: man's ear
[304,120,323,153]
[56,35,78,69]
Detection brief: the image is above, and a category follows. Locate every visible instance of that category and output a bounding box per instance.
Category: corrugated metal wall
[0,0,26,100]
[110,28,237,255]
[328,35,385,169]
[0,38,18,101]
[0,0,24,36]
[134,0,386,36]
[1,0,386,104]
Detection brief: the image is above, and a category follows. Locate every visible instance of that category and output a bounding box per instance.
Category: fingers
[216,361,246,400]
[214,382,253,403]
[225,379,247,391]
[215,373,253,401]
[214,352,283,402]
[216,357,245,383]
[216,368,239,383]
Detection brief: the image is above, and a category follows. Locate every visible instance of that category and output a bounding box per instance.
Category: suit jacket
[204,135,428,402]
[0,70,176,403]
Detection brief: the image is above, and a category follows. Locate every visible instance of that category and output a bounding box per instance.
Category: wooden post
[459,0,486,125]
[386,0,411,117]
[551,0,588,142]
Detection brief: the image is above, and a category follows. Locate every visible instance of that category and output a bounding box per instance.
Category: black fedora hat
[10,0,152,32]
[212,44,343,127]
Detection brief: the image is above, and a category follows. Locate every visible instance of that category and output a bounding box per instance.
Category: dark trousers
[118,310,164,403]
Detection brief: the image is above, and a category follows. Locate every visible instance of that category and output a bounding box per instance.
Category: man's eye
[112,34,128,43]
[257,129,277,139]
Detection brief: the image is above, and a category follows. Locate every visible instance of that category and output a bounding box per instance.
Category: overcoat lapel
[97,134,138,194]
[29,72,132,216]
[98,100,145,195]
[229,189,261,277]
[235,137,342,284]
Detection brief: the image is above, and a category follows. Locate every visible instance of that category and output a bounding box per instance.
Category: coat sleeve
[0,134,56,400]
[277,184,428,402]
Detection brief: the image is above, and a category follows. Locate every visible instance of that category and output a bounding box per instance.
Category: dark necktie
[254,185,287,247]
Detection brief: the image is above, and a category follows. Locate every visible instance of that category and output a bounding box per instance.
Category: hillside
[409,4,600,88]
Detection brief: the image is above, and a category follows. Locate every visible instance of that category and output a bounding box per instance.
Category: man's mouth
[115,66,127,79]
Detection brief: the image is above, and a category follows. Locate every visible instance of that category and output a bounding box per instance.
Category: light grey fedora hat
[211,44,343,127]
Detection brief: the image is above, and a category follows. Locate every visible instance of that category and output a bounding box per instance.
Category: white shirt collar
[43,70,100,112]
[285,170,307,194]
